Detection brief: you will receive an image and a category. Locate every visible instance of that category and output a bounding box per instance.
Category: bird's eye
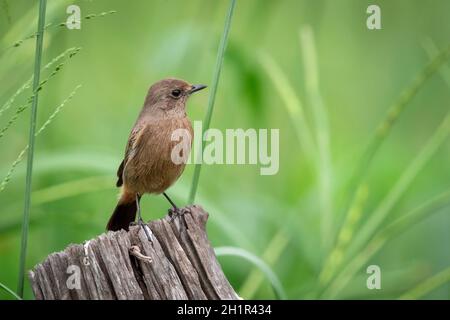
[171,89,182,98]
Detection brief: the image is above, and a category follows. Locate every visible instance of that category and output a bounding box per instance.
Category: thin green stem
[2,11,115,53]
[319,184,369,286]
[258,52,315,156]
[0,47,80,119]
[0,282,22,300]
[17,0,47,298]
[188,0,236,204]
[215,246,287,300]
[0,48,81,139]
[0,81,31,118]
[238,231,289,299]
[399,266,450,300]
[422,38,450,87]
[0,85,81,193]
[299,25,333,252]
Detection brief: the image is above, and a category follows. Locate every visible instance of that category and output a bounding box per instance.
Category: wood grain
[29,205,238,300]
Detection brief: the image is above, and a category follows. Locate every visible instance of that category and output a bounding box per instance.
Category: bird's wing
[116,124,145,187]
[115,160,125,187]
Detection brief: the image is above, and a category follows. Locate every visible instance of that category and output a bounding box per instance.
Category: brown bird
[106,78,207,237]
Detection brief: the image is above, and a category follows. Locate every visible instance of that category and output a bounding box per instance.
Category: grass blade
[258,52,315,156]
[319,184,369,286]
[299,25,333,251]
[346,43,450,208]
[321,43,450,285]
[323,189,450,298]
[321,110,449,293]
[238,231,289,299]
[17,0,47,297]
[422,38,450,87]
[0,281,22,300]
[322,45,450,295]
[347,112,450,259]
[215,246,287,300]
[188,0,236,203]
[399,266,450,300]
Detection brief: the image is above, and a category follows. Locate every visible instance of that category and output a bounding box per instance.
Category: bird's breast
[123,117,193,194]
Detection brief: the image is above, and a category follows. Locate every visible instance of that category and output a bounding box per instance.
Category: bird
[106,78,207,238]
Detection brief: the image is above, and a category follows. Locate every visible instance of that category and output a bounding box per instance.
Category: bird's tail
[106,190,139,231]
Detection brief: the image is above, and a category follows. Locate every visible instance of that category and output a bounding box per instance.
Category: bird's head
[143,78,207,118]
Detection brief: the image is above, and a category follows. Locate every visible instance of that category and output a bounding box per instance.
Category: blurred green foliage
[0,0,449,300]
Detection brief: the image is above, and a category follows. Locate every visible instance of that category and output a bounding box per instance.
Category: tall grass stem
[188,0,236,203]
[17,0,47,297]
[0,281,22,300]
[299,26,333,252]
[399,266,450,299]
[259,53,315,156]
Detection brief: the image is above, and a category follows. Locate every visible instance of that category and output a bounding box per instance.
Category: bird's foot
[168,207,189,222]
[137,218,153,242]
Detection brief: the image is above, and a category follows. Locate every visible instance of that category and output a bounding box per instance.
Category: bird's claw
[137,218,153,242]
[168,207,188,222]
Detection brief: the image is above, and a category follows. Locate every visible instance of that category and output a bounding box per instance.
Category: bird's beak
[189,84,207,94]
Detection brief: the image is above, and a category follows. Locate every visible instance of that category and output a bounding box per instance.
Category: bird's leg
[164,192,179,217]
[136,193,153,242]
[163,192,178,210]
[163,192,187,221]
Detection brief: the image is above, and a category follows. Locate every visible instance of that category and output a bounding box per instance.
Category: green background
[0,0,449,299]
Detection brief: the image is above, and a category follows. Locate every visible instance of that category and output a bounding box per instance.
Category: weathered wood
[29,205,239,300]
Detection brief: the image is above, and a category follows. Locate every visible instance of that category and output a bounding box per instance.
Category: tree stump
[28,205,239,300]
